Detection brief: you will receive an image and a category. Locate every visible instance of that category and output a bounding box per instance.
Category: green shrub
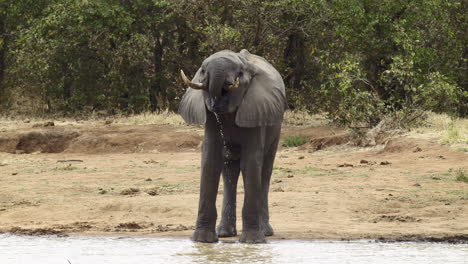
[1,0,466,118]
[456,147,468,153]
[455,168,468,183]
[282,135,309,147]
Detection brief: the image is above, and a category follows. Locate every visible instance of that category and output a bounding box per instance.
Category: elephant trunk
[208,69,226,98]
[208,69,230,113]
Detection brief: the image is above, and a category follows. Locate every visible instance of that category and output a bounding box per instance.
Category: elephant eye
[201,69,205,74]
[238,71,243,77]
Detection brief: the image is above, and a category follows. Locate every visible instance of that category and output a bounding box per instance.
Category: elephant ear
[178,68,207,125]
[235,50,287,127]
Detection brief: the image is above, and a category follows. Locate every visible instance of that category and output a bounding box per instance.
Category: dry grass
[111,110,185,126]
[407,112,468,145]
[0,116,61,131]
[3,111,465,147]
[112,110,328,127]
[283,111,329,127]
[1,110,327,128]
[0,110,185,130]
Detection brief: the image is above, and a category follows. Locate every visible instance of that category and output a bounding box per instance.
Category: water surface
[0,234,466,264]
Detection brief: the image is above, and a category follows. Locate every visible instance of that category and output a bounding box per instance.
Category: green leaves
[0,0,465,118]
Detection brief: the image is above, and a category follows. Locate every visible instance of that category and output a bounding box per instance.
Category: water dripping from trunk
[214,113,228,166]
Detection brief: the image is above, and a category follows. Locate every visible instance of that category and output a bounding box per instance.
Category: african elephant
[179,49,287,243]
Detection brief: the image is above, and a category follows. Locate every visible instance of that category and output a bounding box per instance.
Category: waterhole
[0,235,466,264]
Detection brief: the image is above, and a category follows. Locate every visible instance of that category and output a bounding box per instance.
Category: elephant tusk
[228,77,240,91]
[180,70,205,90]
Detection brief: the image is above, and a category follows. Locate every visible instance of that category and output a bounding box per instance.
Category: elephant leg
[217,159,240,237]
[261,136,280,236]
[192,138,224,243]
[239,135,266,243]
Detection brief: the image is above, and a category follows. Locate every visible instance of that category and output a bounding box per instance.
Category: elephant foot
[216,223,237,237]
[192,229,218,243]
[262,222,274,236]
[239,230,266,243]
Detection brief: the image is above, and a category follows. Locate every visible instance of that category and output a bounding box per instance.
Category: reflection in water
[0,234,467,264]
[184,241,273,264]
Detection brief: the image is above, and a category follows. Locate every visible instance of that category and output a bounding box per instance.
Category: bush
[0,0,466,120]
[282,135,310,147]
[455,168,468,183]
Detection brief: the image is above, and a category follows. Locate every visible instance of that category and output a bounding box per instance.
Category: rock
[298,156,305,160]
[32,121,55,128]
[287,174,294,178]
[380,161,391,165]
[174,224,190,231]
[120,188,140,195]
[9,227,66,236]
[145,187,159,196]
[115,222,143,230]
[413,147,422,152]
[155,225,170,232]
[44,121,55,127]
[360,159,369,164]
[57,159,83,163]
[338,163,354,167]
[272,187,285,192]
[143,160,158,164]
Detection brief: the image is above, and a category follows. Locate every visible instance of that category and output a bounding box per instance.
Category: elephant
[178,49,287,243]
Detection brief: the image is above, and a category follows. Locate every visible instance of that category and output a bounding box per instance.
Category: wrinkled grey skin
[179,49,287,243]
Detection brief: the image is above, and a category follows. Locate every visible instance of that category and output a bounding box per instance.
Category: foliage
[282,135,309,147]
[454,168,468,183]
[0,0,466,122]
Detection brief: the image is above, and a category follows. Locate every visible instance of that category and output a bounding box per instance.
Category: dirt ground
[0,118,467,242]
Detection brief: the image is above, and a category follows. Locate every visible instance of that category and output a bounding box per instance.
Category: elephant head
[179,49,287,127]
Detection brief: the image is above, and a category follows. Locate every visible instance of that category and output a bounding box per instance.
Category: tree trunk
[284,32,305,91]
[149,34,164,111]
[0,15,5,105]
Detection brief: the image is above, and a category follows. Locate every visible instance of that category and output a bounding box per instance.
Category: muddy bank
[1,227,467,244]
[0,125,203,154]
[375,235,468,244]
[0,123,348,154]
